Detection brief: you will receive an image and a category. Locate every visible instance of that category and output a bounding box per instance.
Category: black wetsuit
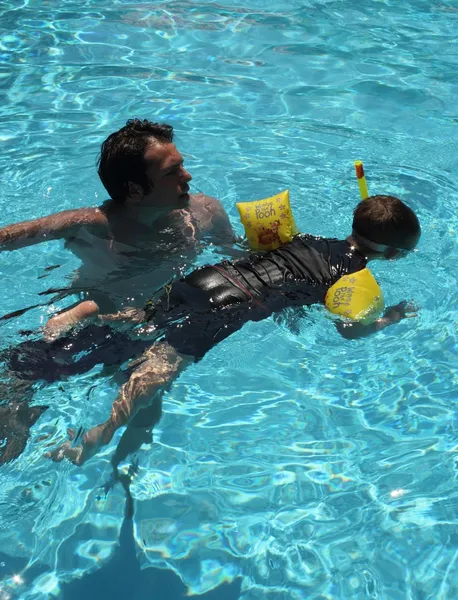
[3,235,366,384]
[145,235,367,359]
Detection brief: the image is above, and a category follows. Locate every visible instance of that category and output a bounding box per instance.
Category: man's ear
[127,181,144,203]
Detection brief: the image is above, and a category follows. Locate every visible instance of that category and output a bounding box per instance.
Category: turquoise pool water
[1,0,458,598]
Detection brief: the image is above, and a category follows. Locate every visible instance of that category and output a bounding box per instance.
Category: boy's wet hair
[352,195,420,249]
[98,118,174,202]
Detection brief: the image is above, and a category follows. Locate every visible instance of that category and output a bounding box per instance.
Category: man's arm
[336,301,417,339]
[0,208,109,251]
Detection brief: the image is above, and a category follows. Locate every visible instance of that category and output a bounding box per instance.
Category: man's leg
[46,342,192,466]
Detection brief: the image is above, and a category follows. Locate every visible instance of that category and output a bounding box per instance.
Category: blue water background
[1,0,458,598]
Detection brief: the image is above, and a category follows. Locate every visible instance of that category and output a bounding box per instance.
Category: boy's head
[352,195,420,259]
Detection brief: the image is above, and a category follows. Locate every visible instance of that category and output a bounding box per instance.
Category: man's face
[139,142,192,209]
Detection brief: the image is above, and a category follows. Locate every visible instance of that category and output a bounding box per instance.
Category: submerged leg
[46,342,191,466]
[43,300,100,341]
[43,301,145,341]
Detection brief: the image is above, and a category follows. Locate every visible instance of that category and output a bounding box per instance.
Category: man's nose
[181,167,192,182]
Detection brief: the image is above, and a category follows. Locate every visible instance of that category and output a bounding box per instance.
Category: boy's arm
[0,208,109,251]
[336,301,417,339]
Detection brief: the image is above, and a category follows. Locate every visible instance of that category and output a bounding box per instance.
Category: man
[43,195,420,467]
[0,119,235,315]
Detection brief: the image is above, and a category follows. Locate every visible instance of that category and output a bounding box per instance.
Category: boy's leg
[43,300,100,341]
[43,301,146,341]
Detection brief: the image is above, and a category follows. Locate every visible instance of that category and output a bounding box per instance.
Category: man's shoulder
[189,193,222,212]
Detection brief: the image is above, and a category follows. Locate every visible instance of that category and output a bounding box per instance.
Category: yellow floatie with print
[236,190,298,251]
[325,268,384,324]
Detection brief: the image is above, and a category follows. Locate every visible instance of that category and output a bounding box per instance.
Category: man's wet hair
[352,195,420,249]
[98,119,174,202]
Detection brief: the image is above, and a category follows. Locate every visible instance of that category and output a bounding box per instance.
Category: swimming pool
[1,0,458,598]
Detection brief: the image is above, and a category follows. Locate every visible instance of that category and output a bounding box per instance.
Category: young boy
[43,194,420,467]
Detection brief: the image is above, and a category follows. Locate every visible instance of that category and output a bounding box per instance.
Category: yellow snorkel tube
[354,160,369,200]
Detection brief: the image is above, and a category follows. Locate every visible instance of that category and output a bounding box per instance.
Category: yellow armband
[236,190,298,251]
[325,268,384,324]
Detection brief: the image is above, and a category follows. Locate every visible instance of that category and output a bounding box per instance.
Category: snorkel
[354,160,369,200]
